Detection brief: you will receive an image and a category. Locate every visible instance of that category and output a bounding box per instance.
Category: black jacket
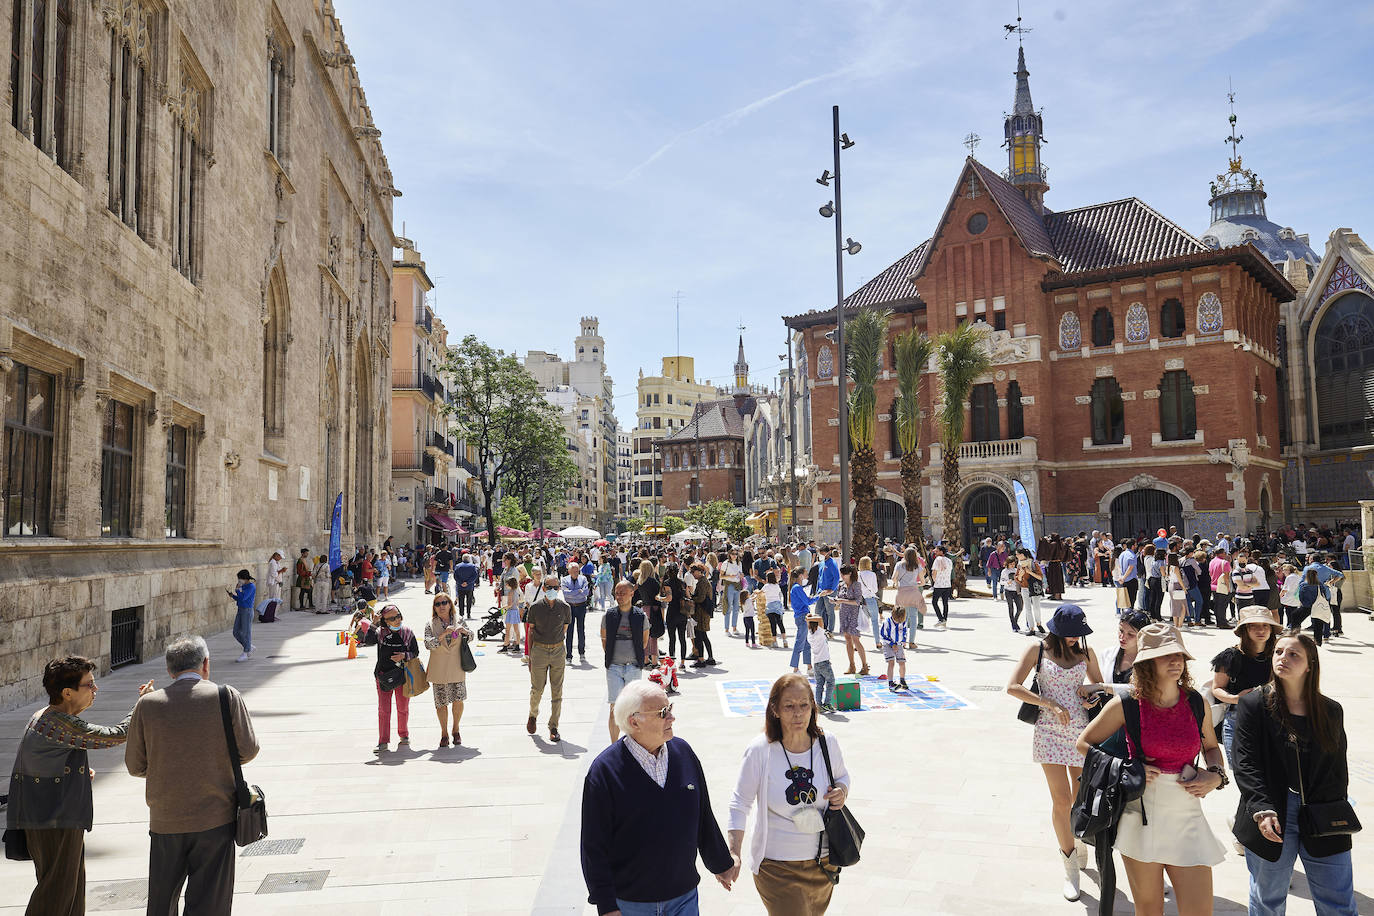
[357,622,420,679]
[602,607,646,668]
[1232,688,1351,861]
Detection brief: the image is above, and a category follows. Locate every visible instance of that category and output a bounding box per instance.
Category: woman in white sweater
[728,673,851,915]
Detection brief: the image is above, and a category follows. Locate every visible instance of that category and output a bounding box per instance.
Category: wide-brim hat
[1046,604,1092,638]
[1134,622,1194,664]
[1233,605,1284,637]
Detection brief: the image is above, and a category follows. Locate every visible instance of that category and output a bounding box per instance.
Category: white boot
[1075,838,1089,867]
[1060,848,1081,902]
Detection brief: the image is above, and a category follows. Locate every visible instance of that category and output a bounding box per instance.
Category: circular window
[967,212,988,235]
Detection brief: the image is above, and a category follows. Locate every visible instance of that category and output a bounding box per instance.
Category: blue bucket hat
[1047,604,1092,638]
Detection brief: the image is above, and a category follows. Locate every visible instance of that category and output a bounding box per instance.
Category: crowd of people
[4,521,1363,915]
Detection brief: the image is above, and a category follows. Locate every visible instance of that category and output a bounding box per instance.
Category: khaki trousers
[528,642,566,728]
[753,856,834,916]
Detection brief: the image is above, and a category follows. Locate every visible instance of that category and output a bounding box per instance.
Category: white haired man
[581,681,738,914]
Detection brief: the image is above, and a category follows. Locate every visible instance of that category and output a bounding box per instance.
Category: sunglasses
[433,599,452,606]
[638,703,673,720]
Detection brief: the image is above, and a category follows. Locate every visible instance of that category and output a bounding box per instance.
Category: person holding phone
[424,593,472,747]
[227,569,256,662]
[353,604,420,752]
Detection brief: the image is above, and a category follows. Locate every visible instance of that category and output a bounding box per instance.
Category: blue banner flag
[1012,479,1037,560]
[328,493,343,571]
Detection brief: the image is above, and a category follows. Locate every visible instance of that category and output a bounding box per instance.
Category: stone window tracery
[104,0,155,235]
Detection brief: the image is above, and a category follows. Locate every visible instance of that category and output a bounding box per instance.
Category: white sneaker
[236,652,249,662]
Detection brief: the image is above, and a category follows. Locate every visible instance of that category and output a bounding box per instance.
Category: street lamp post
[782,336,799,543]
[817,105,860,560]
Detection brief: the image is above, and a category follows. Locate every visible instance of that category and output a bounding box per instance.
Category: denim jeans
[815,595,833,632]
[789,623,812,668]
[724,584,741,629]
[1185,586,1205,624]
[863,596,881,645]
[813,659,836,707]
[616,886,700,916]
[1222,706,1237,769]
[232,607,253,653]
[596,580,613,611]
[1245,790,1357,915]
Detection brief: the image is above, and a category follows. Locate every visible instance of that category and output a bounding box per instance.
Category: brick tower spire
[1004,45,1048,213]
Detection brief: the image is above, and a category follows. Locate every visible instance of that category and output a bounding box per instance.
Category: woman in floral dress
[1006,605,1107,903]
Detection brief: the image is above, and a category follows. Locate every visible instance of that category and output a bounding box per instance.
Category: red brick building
[785,48,1294,548]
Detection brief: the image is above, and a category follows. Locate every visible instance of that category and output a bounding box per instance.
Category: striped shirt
[879,616,908,648]
[622,735,670,787]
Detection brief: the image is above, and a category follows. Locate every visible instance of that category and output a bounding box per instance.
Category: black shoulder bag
[1016,644,1044,724]
[815,735,864,884]
[218,686,268,847]
[1293,736,1361,837]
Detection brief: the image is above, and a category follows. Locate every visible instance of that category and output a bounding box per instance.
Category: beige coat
[424,615,469,684]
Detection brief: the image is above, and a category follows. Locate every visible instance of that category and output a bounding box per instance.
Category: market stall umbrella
[593,539,610,546]
[558,525,601,540]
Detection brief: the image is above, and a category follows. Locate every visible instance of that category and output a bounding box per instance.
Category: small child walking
[741,588,758,647]
[1001,565,1022,632]
[806,613,835,713]
[762,570,787,649]
[879,607,910,692]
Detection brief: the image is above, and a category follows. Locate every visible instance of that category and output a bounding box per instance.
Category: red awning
[426,513,460,532]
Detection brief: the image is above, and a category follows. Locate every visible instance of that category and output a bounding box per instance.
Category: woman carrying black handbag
[1233,633,1358,914]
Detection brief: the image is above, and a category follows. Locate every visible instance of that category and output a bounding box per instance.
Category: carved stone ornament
[1129,473,1157,489]
[102,0,152,67]
[166,83,204,140]
[224,451,241,469]
[972,321,1034,365]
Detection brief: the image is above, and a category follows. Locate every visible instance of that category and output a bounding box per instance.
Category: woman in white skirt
[1078,623,1228,916]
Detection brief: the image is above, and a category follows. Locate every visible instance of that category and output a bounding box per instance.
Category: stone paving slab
[1,576,1370,914]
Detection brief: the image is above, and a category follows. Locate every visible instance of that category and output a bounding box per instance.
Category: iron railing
[392,370,422,390]
[415,306,433,333]
[110,608,141,668]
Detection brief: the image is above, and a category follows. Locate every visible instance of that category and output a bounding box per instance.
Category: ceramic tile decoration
[817,345,833,379]
[1058,311,1081,350]
[1322,258,1370,304]
[1196,292,1224,334]
[1126,302,1150,342]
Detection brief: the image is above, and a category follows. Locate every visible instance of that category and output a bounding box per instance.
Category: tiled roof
[1046,198,1207,274]
[662,398,748,442]
[966,159,1055,260]
[841,240,930,308]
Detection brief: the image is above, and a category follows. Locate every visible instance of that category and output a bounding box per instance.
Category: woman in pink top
[1078,623,1227,916]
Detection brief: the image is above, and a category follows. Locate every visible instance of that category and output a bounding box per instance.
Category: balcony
[391,450,435,476]
[453,492,480,516]
[392,370,422,390]
[459,455,480,478]
[933,436,1038,464]
[429,431,455,457]
[415,306,433,334]
[431,487,449,507]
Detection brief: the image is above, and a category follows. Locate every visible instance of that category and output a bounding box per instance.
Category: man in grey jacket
[126,636,259,916]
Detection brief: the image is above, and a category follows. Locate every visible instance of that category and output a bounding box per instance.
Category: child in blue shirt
[789,567,815,674]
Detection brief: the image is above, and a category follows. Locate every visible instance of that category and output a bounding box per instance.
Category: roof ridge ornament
[1210,82,1264,199]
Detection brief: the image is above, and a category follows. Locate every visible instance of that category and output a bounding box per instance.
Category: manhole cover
[88,879,147,911]
[969,685,1004,691]
[241,837,306,857]
[256,870,329,894]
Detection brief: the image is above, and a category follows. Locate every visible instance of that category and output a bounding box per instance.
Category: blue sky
[335,0,1372,422]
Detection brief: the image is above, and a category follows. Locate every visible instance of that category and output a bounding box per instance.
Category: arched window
[889,397,903,458]
[1091,308,1114,347]
[1314,291,1374,448]
[1090,377,1125,444]
[262,263,289,452]
[1160,299,1185,339]
[1006,381,1024,439]
[970,383,999,441]
[1158,370,1196,441]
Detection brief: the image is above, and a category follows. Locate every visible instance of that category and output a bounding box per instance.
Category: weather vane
[1004,0,1031,44]
[963,132,981,155]
[1225,77,1243,160]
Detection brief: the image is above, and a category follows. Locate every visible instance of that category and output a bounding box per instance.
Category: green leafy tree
[663,516,686,536]
[934,322,992,551]
[624,516,646,534]
[723,507,752,544]
[493,495,532,532]
[442,335,566,545]
[501,411,579,533]
[845,308,892,561]
[685,499,736,545]
[893,327,933,547]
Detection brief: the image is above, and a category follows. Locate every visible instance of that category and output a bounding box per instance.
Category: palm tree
[935,323,992,553]
[844,307,891,562]
[892,327,933,548]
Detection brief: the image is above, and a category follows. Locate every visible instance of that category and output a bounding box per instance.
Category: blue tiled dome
[1201,211,1320,269]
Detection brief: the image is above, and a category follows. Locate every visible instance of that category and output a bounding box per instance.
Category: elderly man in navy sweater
[581,680,738,915]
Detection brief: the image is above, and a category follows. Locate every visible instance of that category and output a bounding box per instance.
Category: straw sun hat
[1232,605,1284,637]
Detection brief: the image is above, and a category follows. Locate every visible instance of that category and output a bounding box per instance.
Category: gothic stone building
[0,0,396,704]
[785,47,1293,550]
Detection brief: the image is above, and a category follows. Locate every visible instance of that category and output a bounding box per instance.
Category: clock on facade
[967,212,988,234]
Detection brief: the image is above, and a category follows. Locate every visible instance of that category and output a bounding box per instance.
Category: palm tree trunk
[941,445,960,548]
[901,450,923,546]
[851,445,877,562]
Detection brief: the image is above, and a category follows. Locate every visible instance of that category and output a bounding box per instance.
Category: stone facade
[0,0,395,705]
[630,356,720,519]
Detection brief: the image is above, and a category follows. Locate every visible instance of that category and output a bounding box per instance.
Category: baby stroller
[475,606,504,641]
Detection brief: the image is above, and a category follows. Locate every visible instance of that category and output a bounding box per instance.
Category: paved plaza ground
[1,576,1370,915]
